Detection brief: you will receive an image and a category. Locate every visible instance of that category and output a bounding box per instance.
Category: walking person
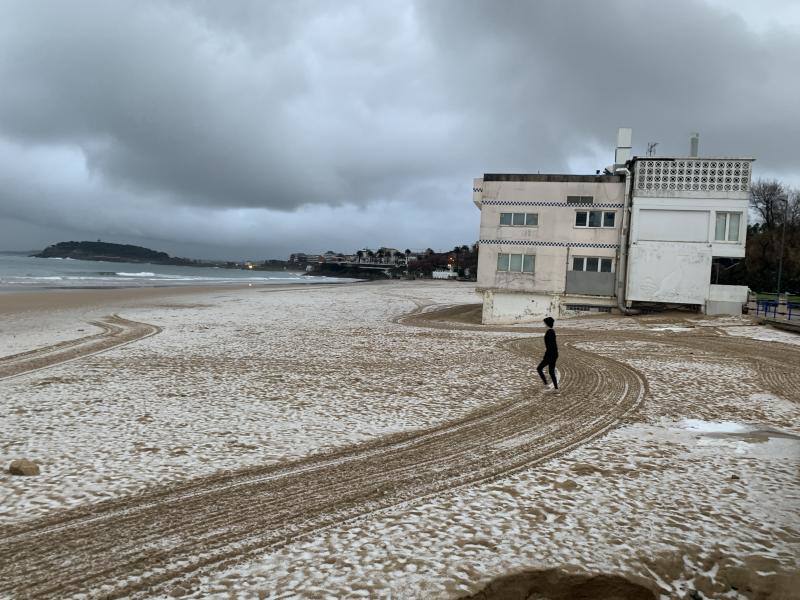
[537,316,559,391]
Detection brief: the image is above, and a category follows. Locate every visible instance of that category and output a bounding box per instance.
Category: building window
[715,212,741,242]
[500,212,538,227]
[575,210,616,228]
[567,196,594,204]
[572,257,613,272]
[497,253,535,273]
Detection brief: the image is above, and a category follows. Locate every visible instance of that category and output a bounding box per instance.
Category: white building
[473,129,753,324]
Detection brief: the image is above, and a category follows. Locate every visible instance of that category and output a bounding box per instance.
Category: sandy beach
[1,280,798,599]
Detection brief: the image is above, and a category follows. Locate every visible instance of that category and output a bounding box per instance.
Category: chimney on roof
[689,132,700,157]
[615,127,632,168]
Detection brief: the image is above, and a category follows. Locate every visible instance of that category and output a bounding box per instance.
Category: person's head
[543,317,555,328]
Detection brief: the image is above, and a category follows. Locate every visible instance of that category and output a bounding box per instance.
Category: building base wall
[705,300,744,316]
[479,289,615,324]
[704,284,749,315]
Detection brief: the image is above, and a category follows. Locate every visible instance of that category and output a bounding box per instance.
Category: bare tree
[750,179,788,230]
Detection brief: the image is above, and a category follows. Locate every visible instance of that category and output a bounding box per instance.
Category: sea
[0,254,355,289]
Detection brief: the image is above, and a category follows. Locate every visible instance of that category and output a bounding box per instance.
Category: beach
[1,280,798,599]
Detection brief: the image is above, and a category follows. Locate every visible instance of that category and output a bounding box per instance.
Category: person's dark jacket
[544,328,558,358]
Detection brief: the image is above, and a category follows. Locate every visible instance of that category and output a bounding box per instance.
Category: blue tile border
[482,200,623,208]
[479,239,619,249]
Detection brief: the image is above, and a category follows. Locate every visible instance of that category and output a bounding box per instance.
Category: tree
[750,179,788,230]
[452,245,462,270]
[716,181,799,293]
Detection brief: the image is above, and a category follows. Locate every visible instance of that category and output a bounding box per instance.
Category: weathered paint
[627,241,712,304]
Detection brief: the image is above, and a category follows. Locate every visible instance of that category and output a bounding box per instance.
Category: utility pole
[776,192,790,302]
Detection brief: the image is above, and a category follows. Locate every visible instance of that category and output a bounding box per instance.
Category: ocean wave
[115,272,157,277]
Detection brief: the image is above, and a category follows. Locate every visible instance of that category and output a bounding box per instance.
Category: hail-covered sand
[1,281,798,599]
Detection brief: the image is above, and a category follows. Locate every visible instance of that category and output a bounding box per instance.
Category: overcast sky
[1,0,798,260]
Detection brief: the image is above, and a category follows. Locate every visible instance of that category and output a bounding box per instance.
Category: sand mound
[461,568,658,600]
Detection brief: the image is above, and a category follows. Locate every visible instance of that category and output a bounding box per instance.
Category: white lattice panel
[635,159,751,193]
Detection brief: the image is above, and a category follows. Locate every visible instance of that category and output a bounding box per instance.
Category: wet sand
[0,282,348,315]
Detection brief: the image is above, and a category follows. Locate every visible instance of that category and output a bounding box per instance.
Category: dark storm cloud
[416,0,800,171]
[0,0,798,257]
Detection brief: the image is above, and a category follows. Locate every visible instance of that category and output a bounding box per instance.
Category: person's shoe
[546,383,555,390]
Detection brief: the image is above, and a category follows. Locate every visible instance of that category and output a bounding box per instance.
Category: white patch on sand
[679,419,749,433]
[723,325,800,346]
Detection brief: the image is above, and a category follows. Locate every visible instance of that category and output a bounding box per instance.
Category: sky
[1,1,799,260]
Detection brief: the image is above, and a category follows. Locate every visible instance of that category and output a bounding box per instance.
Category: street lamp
[776,192,790,302]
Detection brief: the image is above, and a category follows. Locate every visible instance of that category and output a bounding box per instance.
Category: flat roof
[482,174,622,183]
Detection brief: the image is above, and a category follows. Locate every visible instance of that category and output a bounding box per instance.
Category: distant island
[33,241,200,266]
[31,241,296,271]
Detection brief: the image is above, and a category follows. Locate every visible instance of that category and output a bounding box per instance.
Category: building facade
[625,157,752,315]
[473,132,753,324]
[475,174,625,323]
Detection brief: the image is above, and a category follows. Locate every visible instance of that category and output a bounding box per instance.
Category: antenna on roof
[646,142,658,157]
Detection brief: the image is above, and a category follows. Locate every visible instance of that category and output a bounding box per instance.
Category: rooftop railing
[634,158,753,194]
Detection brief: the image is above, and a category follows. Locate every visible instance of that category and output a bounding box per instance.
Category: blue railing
[755,300,778,318]
[755,300,800,320]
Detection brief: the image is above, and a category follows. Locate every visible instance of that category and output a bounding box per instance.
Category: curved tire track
[0,315,162,381]
[0,306,645,599]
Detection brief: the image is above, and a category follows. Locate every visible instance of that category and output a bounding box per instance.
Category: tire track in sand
[0,315,162,381]
[0,306,645,599]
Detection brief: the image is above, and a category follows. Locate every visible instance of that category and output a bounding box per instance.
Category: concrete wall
[627,241,712,304]
[637,209,709,242]
[705,301,743,315]
[705,285,748,315]
[480,290,560,325]
[480,289,616,324]
[708,284,748,302]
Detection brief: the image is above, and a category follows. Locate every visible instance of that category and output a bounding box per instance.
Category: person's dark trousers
[537,355,558,388]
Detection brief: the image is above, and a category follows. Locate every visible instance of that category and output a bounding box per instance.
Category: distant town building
[432,265,458,280]
[473,128,753,324]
